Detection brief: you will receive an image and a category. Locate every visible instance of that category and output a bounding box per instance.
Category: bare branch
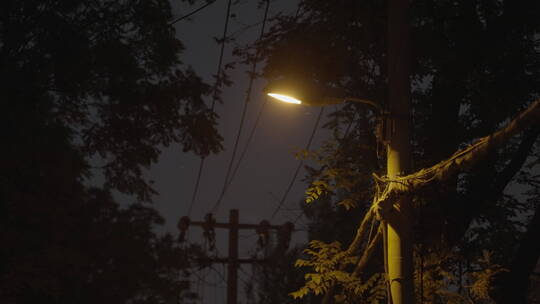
[353,224,383,277]
[374,99,540,211]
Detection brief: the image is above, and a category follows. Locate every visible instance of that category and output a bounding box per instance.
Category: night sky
[3,1,539,303]
[153,0,328,238]
[151,1,325,298]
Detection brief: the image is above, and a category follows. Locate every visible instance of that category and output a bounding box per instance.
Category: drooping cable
[211,0,271,213]
[187,159,205,216]
[228,99,268,187]
[169,0,218,25]
[270,107,325,220]
[289,110,356,227]
[188,0,233,216]
[210,0,233,109]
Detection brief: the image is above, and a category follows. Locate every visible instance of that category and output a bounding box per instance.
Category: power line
[228,99,268,187]
[270,107,325,220]
[188,158,205,216]
[208,264,228,286]
[237,264,260,290]
[212,0,271,213]
[169,0,218,25]
[267,191,307,224]
[188,0,233,216]
[267,0,311,221]
[191,266,223,288]
[287,110,358,226]
[289,202,312,232]
[211,0,233,109]
[229,20,264,40]
[213,98,268,212]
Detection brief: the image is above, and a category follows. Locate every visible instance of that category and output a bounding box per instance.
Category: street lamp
[265,0,413,302]
[264,77,382,111]
[264,76,412,304]
[265,77,388,148]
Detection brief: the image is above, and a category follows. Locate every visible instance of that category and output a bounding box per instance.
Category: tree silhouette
[246,0,540,302]
[1,1,221,303]
[1,0,222,201]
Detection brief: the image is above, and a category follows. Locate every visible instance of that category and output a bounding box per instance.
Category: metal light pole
[386,0,413,302]
[264,1,413,301]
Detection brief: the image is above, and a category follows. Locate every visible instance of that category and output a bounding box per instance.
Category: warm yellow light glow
[267,93,302,104]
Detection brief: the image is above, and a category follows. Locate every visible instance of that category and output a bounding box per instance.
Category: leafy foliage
[0,0,222,303]
[247,0,540,302]
[300,138,377,209]
[0,0,223,201]
[468,251,509,302]
[290,241,385,303]
[1,183,202,303]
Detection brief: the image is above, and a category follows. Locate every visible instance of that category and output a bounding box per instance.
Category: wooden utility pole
[227,209,239,304]
[178,209,293,304]
[386,0,413,303]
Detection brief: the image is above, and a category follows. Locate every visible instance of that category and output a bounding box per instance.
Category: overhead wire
[267,191,307,224]
[190,267,219,287]
[194,238,210,302]
[169,0,218,25]
[267,0,314,222]
[291,208,311,232]
[211,0,271,213]
[188,159,205,216]
[188,0,233,216]
[210,0,233,110]
[227,99,269,191]
[270,107,325,220]
[238,264,261,288]
[289,110,357,227]
[207,264,228,287]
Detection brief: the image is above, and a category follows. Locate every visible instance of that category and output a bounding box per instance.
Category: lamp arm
[343,97,389,154]
[345,97,382,112]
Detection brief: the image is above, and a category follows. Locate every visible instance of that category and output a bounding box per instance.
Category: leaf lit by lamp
[267,93,302,104]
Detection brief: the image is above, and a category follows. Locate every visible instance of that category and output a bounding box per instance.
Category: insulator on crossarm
[177,216,190,242]
[203,213,216,250]
[177,216,191,231]
[256,220,270,249]
[278,221,294,250]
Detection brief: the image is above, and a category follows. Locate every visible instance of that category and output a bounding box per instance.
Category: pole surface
[227,209,239,304]
[386,0,413,303]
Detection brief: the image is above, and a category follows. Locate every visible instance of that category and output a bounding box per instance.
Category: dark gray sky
[148,2,335,299]
[151,0,333,239]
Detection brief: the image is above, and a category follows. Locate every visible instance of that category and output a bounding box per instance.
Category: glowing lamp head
[264,76,347,106]
[267,93,302,104]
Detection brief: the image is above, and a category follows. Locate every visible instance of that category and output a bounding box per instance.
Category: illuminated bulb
[267,93,302,104]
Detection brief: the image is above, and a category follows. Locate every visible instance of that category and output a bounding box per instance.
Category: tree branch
[494,126,540,193]
[374,99,540,213]
[353,224,383,277]
[492,200,540,303]
[448,125,540,244]
[320,99,540,303]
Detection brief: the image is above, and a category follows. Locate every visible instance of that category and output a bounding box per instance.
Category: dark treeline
[241,0,540,303]
[1,1,221,303]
